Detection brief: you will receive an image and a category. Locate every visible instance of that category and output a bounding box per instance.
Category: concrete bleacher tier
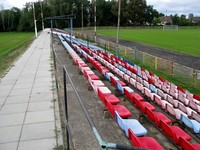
[58,33,200,150]
[58,35,153,148]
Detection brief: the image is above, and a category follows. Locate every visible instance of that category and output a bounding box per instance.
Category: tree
[127,0,147,25]
[172,14,179,25]
[145,5,159,25]
[179,14,187,26]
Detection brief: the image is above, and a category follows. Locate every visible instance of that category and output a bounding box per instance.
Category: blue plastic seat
[104,72,114,81]
[181,114,200,134]
[149,84,157,94]
[115,112,147,137]
[116,81,126,94]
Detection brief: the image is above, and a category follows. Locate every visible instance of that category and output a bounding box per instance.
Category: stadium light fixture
[116,0,121,56]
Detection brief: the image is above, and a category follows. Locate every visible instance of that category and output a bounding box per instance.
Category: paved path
[0,29,62,150]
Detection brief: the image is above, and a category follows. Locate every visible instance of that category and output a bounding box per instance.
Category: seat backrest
[105,100,114,117]
[143,87,151,98]
[180,114,193,129]
[149,84,157,93]
[157,89,164,99]
[179,137,195,150]
[115,111,125,131]
[189,101,197,111]
[143,80,149,88]
[166,104,176,116]
[146,107,156,122]
[191,111,200,123]
[161,121,174,138]
[154,95,162,106]
[193,94,200,101]
[128,129,142,147]
[178,103,187,114]
[166,95,174,105]
[134,97,141,109]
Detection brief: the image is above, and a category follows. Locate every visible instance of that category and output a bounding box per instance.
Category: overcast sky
[1,0,200,16]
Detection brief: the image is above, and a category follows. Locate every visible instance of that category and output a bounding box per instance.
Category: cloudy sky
[1,0,200,16]
[146,0,200,16]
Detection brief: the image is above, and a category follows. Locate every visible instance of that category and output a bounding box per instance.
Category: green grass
[97,28,200,56]
[0,32,34,76]
[0,32,34,57]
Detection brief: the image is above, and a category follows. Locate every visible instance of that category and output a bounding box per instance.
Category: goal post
[163,25,179,31]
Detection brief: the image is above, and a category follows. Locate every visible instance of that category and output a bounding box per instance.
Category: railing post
[63,66,70,150]
[53,47,57,71]
[171,62,174,77]
[155,57,158,70]
[192,70,196,88]
[134,47,137,62]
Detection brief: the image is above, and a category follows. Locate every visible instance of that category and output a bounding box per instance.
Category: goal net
[163,25,179,31]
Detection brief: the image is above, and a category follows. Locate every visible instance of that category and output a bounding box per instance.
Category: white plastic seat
[166,103,188,120]
[130,78,136,87]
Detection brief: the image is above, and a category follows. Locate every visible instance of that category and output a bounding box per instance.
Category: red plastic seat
[179,137,200,150]
[161,121,191,145]
[117,80,126,86]
[194,94,200,102]
[146,107,172,127]
[105,100,132,119]
[97,87,111,102]
[88,74,99,80]
[110,76,119,87]
[130,93,144,103]
[128,129,164,150]
[104,94,120,105]
[124,87,134,100]
[140,102,156,113]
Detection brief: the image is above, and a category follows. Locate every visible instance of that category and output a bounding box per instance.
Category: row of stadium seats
[90,48,200,134]
[68,39,165,150]
[58,35,165,149]
[70,39,200,149]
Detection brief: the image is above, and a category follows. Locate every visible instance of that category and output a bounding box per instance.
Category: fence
[73,31,200,92]
[52,35,145,150]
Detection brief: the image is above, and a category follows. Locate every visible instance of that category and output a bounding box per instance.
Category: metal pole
[70,17,73,44]
[32,2,38,38]
[63,67,70,150]
[94,0,96,42]
[116,0,121,56]
[82,4,84,32]
[40,0,44,30]
[51,19,53,38]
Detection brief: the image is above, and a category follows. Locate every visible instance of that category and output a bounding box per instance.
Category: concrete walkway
[0,29,61,150]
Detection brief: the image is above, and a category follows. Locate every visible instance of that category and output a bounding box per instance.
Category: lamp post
[94,0,96,42]
[40,0,44,30]
[116,0,121,56]
[82,4,84,32]
[32,2,38,38]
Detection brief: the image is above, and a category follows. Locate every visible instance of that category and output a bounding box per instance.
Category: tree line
[0,0,199,32]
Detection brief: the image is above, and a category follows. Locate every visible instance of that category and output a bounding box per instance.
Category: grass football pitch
[97,28,200,56]
[0,32,34,57]
[0,32,34,76]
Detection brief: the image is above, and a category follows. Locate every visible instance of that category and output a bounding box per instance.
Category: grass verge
[0,32,34,77]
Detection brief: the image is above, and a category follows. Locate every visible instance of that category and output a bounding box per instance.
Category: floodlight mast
[94,0,97,42]
[40,0,44,30]
[32,2,38,38]
[116,0,121,56]
[82,4,84,31]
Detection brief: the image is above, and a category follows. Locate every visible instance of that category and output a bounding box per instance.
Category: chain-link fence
[73,31,200,92]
